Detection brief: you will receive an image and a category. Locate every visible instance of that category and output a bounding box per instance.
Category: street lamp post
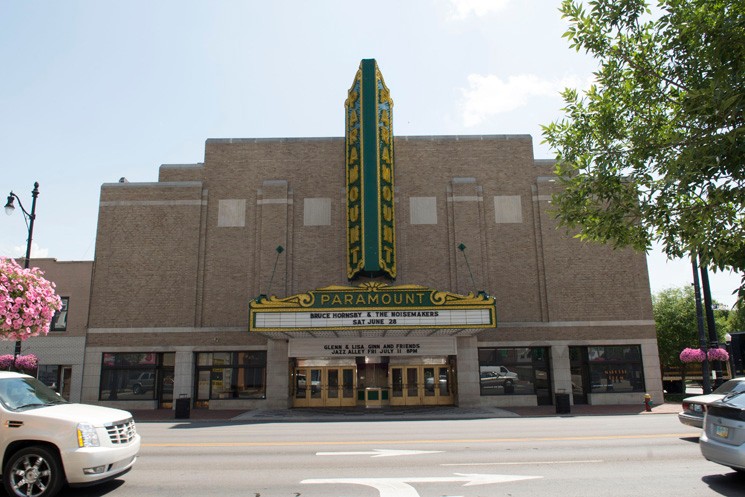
[691,254,711,394]
[4,182,40,367]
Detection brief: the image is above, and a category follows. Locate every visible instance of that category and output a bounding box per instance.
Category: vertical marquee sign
[345,59,396,279]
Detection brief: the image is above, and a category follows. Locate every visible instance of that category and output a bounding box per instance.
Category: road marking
[301,473,542,497]
[442,459,603,466]
[142,433,693,448]
[317,449,443,458]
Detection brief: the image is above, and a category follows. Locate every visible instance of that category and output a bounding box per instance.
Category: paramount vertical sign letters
[345,59,396,279]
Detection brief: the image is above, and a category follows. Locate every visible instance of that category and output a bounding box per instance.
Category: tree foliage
[653,286,699,367]
[724,302,745,333]
[542,0,745,300]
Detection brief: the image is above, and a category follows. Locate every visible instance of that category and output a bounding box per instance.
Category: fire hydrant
[644,393,653,412]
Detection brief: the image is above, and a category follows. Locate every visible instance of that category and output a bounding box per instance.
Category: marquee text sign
[288,337,456,357]
[249,283,496,332]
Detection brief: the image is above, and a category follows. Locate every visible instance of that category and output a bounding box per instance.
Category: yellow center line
[142,433,694,448]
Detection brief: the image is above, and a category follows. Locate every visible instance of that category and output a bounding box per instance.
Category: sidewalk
[130,402,681,424]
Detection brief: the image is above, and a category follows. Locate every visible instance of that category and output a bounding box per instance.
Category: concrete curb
[131,403,682,424]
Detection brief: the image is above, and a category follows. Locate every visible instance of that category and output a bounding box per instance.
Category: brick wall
[88,134,654,340]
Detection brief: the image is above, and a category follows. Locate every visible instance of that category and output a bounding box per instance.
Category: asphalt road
[41,415,745,497]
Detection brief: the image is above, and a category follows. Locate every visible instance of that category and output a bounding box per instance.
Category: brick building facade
[1,259,92,402]
[80,60,661,411]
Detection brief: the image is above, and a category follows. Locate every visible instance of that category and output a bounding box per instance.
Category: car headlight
[77,423,100,448]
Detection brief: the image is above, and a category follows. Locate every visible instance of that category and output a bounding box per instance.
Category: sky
[0,0,741,307]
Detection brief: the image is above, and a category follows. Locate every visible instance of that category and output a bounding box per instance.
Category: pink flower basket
[0,257,62,341]
[707,348,730,362]
[0,354,38,374]
[680,348,706,363]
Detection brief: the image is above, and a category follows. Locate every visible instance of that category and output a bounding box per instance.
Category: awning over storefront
[248,282,496,339]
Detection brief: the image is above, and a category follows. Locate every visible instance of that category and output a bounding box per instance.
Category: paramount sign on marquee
[249,283,496,332]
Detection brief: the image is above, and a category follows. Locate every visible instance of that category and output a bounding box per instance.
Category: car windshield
[0,377,67,411]
[712,379,745,395]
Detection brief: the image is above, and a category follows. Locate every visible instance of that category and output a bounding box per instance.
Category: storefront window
[194,352,267,401]
[99,353,172,401]
[478,347,550,398]
[587,345,645,393]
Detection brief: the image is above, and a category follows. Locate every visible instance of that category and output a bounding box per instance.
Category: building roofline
[205,134,535,145]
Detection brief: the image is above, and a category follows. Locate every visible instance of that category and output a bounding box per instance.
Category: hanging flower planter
[680,348,706,363]
[707,347,730,362]
[0,257,62,340]
[0,354,38,374]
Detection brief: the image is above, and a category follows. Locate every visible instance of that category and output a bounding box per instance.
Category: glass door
[293,366,356,407]
[570,347,589,405]
[326,369,340,407]
[60,367,72,401]
[423,367,437,405]
[406,367,420,405]
[340,368,356,407]
[158,353,175,409]
[390,365,454,406]
[308,368,323,407]
[294,368,310,407]
[390,367,405,406]
[436,366,453,405]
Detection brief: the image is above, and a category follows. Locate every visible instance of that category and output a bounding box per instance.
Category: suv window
[0,377,67,411]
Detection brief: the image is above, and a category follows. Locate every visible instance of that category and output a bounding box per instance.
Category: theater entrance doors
[293,366,357,408]
[389,364,453,406]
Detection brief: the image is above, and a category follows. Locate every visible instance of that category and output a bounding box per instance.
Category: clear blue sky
[1,0,740,307]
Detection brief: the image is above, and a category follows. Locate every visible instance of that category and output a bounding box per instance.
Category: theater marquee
[249,283,496,332]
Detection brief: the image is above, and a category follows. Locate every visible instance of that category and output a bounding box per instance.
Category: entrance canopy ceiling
[249,283,496,339]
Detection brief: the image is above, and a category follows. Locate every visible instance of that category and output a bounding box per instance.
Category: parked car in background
[0,372,140,497]
[678,378,745,428]
[700,390,745,473]
[480,366,519,389]
[128,372,155,395]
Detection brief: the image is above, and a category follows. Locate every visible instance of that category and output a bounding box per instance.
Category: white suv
[0,371,140,497]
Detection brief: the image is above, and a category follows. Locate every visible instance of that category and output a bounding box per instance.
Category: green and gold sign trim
[345,67,365,278]
[249,283,496,332]
[345,59,396,279]
[374,64,396,278]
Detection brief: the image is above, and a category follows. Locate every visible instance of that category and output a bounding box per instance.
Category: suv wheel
[3,446,64,497]
[133,384,143,395]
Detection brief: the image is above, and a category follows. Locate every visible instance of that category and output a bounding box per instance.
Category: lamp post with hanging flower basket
[0,354,38,375]
[680,347,706,363]
[678,348,706,390]
[707,347,730,363]
[0,257,61,370]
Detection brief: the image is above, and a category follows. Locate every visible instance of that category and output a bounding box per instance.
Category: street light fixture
[4,182,40,367]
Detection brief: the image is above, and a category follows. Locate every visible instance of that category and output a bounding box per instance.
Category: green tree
[653,286,698,369]
[724,303,745,334]
[542,0,745,300]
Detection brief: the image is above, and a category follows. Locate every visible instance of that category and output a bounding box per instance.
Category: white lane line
[442,459,603,466]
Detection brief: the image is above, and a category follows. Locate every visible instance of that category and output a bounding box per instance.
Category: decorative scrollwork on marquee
[250,284,494,310]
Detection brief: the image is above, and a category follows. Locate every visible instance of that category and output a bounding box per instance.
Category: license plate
[714,425,729,438]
